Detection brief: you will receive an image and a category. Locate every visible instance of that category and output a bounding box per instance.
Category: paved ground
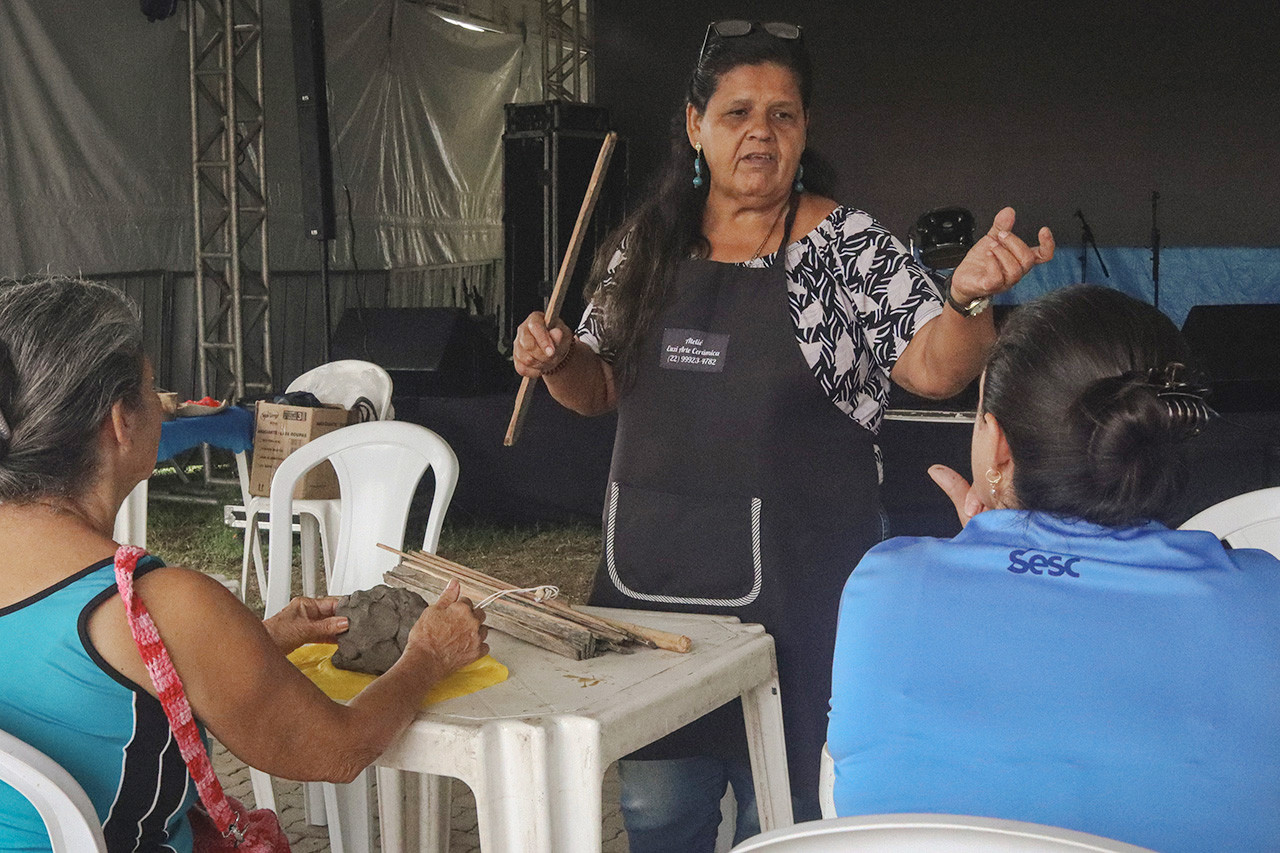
[212,739,630,852]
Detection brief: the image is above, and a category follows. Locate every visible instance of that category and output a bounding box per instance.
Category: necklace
[751,202,788,261]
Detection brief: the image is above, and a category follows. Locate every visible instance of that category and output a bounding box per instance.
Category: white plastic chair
[1178,486,1280,554]
[250,420,458,853]
[240,360,396,603]
[287,359,396,422]
[0,727,108,852]
[728,814,1154,852]
[818,742,835,819]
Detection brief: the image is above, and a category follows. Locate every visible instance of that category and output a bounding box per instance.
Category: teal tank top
[0,555,201,852]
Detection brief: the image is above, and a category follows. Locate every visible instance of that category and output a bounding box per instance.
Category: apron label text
[660,328,730,372]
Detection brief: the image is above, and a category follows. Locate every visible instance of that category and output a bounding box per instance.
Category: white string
[476,585,560,610]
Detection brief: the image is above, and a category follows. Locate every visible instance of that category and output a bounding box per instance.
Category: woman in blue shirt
[828,284,1280,852]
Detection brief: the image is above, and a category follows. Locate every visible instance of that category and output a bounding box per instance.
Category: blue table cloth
[157,406,254,461]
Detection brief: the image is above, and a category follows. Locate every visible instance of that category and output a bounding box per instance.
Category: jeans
[618,756,826,852]
[618,756,760,853]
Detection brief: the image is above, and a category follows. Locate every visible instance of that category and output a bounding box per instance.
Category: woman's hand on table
[948,207,1056,304]
[928,464,987,529]
[400,580,489,683]
[513,311,574,378]
[263,595,349,654]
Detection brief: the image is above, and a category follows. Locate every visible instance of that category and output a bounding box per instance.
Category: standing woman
[513,20,1054,850]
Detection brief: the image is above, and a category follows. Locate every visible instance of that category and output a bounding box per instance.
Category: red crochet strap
[113,544,237,834]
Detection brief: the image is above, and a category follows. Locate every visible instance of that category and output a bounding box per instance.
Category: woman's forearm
[291,645,447,783]
[544,342,618,415]
[892,308,996,400]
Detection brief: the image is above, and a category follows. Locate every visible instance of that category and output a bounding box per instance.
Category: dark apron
[588,201,885,797]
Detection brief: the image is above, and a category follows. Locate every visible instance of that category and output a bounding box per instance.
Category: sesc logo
[1006,549,1081,577]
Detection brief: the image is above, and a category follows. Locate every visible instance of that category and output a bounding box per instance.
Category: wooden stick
[386,567,597,660]
[384,545,641,645]
[504,131,618,446]
[589,615,693,654]
[378,543,694,653]
[398,547,691,652]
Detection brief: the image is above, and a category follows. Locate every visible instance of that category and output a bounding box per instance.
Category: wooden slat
[377,544,694,655]
[386,568,596,661]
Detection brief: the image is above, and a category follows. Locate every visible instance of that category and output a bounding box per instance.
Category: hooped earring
[692,143,704,189]
[793,162,805,193]
[985,468,1003,503]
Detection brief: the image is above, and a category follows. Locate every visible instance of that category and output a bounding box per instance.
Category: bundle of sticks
[379,545,692,661]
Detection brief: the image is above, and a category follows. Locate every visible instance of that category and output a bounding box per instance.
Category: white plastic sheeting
[0,1,190,273]
[273,0,540,270]
[0,0,539,277]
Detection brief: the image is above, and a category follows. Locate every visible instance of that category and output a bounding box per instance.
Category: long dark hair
[585,25,831,391]
[983,284,1203,527]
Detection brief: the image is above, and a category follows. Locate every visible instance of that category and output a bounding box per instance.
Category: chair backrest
[728,815,1154,852]
[817,742,835,819]
[1178,486,1280,553]
[286,359,395,421]
[264,421,459,616]
[0,728,107,852]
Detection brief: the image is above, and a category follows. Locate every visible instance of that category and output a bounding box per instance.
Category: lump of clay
[331,585,428,676]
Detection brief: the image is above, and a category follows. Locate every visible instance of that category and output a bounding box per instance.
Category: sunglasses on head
[698,20,803,63]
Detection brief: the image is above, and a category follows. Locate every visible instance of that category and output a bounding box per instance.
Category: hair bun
[1079,375,1171,472]
[1071,374,1188,523]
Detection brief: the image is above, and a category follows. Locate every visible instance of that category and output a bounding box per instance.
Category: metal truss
[188,0,272,403]
[541,0,592,102]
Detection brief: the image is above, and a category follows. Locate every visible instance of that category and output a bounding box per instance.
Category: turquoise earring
[793,162,805,193]
[693,143,704,188]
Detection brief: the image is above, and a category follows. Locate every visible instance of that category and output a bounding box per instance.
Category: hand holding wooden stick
[504,132,618,446]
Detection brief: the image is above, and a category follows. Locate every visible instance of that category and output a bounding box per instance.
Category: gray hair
[0,277,145,501]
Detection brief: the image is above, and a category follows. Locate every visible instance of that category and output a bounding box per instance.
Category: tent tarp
[0,0,539,277]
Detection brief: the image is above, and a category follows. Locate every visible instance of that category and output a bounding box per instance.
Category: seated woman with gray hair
[0,277,488,851]
[828,284,1280,852]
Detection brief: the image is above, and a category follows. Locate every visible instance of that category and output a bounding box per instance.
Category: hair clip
[1145,362,1214,439]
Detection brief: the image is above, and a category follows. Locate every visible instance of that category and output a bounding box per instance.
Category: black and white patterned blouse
[577,205,945,434]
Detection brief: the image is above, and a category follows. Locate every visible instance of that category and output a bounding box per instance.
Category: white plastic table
[372,607,794,853]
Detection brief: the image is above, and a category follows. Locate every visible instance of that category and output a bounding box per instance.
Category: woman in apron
[513,20,1054,852]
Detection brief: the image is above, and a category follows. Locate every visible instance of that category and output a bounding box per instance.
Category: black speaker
[330,308,512,397]
[503,101,628,347]
[290,0,335,241]
[1182,304,1280,412]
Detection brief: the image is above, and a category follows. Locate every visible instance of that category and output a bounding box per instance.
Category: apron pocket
[603,480,763,607]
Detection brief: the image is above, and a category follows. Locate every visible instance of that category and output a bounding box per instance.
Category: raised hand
[948,207,1055,305]
[928,464,988,529]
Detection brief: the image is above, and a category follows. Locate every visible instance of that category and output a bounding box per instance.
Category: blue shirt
[0,556,200,853]
[828,510,1280,852]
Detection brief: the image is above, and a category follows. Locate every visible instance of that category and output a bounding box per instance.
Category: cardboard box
[248,401,356,500]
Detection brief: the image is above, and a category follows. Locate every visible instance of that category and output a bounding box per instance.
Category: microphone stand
[1075,209,1109,281]
[1151,191,1161,308]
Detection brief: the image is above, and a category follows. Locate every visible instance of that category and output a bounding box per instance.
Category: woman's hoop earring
[692,143,705,189]
[985,468,1003,501]
[793,162,805,193]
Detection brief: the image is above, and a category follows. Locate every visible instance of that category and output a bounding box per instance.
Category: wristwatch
[942,273,992,318]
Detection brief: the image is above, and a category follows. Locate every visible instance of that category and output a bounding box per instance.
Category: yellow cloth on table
[288,643,507,707]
